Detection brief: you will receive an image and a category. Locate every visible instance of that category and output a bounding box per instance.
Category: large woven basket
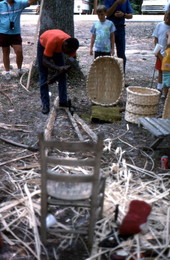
[125,86,160,124]
[86,56,124,106]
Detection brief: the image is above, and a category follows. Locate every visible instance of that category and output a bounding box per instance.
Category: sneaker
[16,68,28,77]
[5,72,11,81]
[42,105,50,114]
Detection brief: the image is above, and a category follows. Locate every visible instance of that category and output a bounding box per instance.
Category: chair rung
[48,198,91,207]
[49,227,88,235]
[47,157,95,167]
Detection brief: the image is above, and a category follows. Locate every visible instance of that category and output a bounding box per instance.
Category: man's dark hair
[65,38,79,50]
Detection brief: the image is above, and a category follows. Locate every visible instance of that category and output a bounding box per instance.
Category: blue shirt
[90,20,116,52]
[104,0,133,26]
[0,0,28,34]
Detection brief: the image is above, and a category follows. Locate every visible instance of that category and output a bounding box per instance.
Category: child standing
[90,5,116,59]
[161,30,170,98]
[152,8,170,91]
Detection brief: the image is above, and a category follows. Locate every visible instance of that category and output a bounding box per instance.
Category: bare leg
[2,47,10,71]
[157,70,162,90]
[163,86,169,98]
[158,70,162,84]
[12,44,23,69]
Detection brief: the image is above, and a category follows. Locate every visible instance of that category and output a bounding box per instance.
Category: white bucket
[153,43,163,55]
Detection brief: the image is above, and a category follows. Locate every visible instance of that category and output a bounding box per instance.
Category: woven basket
[126,102,158,115]
[126,86,160,105]
[125,111,158,124]
[125,86,160,124]
[162,88,170,119]
[86,56,124,106]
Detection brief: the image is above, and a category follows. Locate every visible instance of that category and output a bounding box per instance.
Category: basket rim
[127,86,160,96]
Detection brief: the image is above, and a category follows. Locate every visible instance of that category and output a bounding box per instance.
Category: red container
[161,155,169,169]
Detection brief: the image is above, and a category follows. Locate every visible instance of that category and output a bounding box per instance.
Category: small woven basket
[126,86,160,105]
[86,56,124,106]
[125,86,160,124]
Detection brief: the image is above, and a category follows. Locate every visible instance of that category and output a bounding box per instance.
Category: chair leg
[98,177,106,219]
[41,195,48,245]
[151,137,164,149]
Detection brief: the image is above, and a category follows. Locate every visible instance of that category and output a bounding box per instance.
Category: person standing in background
[90,5,116,59]
[161,30,170,98]
[104,0,133,72]
[152,6,170,92]
[0,0,38,80]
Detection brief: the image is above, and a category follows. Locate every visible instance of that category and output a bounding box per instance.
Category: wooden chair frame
[39,132,105,249]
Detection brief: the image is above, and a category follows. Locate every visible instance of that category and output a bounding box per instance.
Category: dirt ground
[0,17,169,169]
[0,16,170,259]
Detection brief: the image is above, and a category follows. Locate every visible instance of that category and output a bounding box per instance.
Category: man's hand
[58,65,71,73]
[116,0,126,4]
[114,11,124,18]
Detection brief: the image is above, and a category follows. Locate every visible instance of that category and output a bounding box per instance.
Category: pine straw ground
[0,128,170,260]
[0,16,170,260]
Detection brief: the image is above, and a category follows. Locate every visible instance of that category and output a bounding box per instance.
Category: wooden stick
[73,113,97,142]
[0,136,38,151]
[24,184,41,260]
[0,153,36,167]
[64,109,84,141]
[26,0,44,90]
[0,190,40,213]
[0,90,13,104]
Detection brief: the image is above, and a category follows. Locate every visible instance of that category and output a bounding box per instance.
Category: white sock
[157,83,163,90]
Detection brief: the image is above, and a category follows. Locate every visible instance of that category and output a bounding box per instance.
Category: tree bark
[40,0,74,37]
[93,0,98,14]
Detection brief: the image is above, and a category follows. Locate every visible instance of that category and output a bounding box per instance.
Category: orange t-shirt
[40,29,75,57]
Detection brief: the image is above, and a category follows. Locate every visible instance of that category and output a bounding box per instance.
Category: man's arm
[166,30,170,47]
[27,0,39,6]
[110,32,115,56]
[154,37,158,46]
[106,0,126,17]
[90,34,95,55]
[123,13,132,19]
[43,55,70,72]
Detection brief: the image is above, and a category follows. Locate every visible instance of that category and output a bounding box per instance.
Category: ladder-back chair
[39,132,105,249]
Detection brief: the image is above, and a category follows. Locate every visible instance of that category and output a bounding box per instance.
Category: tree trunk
[93,0,98,14]
[40,0,74,37]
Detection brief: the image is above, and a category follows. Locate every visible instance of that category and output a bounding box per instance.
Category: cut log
[44,97,59,140]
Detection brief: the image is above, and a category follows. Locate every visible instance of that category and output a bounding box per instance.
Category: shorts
[94,51,111,59]
[162,71,170,87]
[155,57,162,71]
[0,34,22,47]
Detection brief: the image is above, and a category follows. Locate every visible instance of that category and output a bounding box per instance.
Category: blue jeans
[37,40,67,107]
[115,26,126,72]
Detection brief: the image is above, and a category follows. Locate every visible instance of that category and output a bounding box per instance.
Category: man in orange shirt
[37,29,79,114]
